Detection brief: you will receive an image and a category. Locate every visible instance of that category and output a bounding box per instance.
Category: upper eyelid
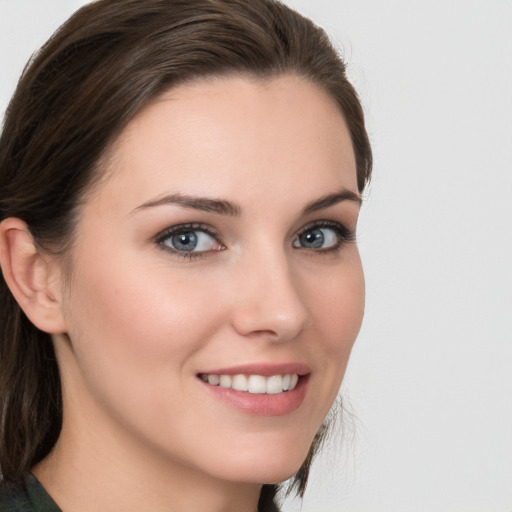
[154,222,221,242]
[295,219,353,235]
[297,219,339,231]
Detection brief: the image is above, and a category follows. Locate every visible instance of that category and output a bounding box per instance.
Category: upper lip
[198,362,311,377]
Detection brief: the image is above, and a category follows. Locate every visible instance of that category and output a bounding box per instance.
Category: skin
[29,75,365,512]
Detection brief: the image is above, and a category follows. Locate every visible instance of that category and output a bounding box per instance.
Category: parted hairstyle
[0,0,372,508]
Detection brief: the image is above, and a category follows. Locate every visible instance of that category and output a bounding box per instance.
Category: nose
[229,248,311,342]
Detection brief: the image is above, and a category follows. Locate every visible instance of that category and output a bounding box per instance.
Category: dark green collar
[0,474,61,512]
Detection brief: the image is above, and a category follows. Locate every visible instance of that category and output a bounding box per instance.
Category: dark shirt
[0,475,281,511]
[0,474,60,512]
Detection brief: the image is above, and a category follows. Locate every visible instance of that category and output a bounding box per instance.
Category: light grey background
[1,1,511,511]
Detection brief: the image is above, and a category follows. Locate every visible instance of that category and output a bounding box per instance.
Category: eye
[293,222,353,251]
[156,224,224,255]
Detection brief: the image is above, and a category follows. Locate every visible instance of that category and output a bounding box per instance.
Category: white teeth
[208,374,220,386]
[266,375,284,394]
[201,373,300,394]
[219,375,232,388]
[248,375,267,394]
[232,374,249,392]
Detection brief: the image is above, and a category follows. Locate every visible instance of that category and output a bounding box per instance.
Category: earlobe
[0,218,67,334]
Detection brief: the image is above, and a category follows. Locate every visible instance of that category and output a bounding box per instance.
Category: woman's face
[53,75,364,485]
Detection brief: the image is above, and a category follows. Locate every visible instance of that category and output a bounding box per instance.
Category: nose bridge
[230,241,310,341]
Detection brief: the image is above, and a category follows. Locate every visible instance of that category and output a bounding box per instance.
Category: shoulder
[0,480,32,512]
[0,475,60,512]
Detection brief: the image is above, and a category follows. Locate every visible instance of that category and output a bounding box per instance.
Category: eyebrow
[132,187,361,217]
[132,193,241,216]
[301,188,362,215]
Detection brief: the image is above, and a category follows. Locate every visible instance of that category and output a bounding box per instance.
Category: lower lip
[199,375,309,416]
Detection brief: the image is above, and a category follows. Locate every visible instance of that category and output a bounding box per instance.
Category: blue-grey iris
[172,231,198,251]
[299,229,324,249]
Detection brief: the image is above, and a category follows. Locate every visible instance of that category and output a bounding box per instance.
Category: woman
[0,0,372,510]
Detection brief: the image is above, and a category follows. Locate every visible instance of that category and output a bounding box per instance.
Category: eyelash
[154,220,355,260]
[155,223,225,261]
[294,220,356,254]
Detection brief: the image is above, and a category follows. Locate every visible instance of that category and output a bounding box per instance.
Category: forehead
[90,74,357,211]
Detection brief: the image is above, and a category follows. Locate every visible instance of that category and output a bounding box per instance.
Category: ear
[0,218,67,334]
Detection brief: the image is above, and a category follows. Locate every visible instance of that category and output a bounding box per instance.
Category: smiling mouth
[198,373,300,394]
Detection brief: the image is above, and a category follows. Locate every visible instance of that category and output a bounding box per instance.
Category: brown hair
[0,0,372,507]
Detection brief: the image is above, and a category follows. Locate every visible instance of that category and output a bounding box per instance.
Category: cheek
[308,252,365,352]
[70,258,213,342]
[62,252,225,402]
[298,251,365,414]
[60,255,232,453]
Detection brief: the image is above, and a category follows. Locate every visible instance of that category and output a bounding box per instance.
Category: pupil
[173,231,197,251]
[302,229,324,248]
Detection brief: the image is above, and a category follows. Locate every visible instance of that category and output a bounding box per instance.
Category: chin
[204,435,314,486]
